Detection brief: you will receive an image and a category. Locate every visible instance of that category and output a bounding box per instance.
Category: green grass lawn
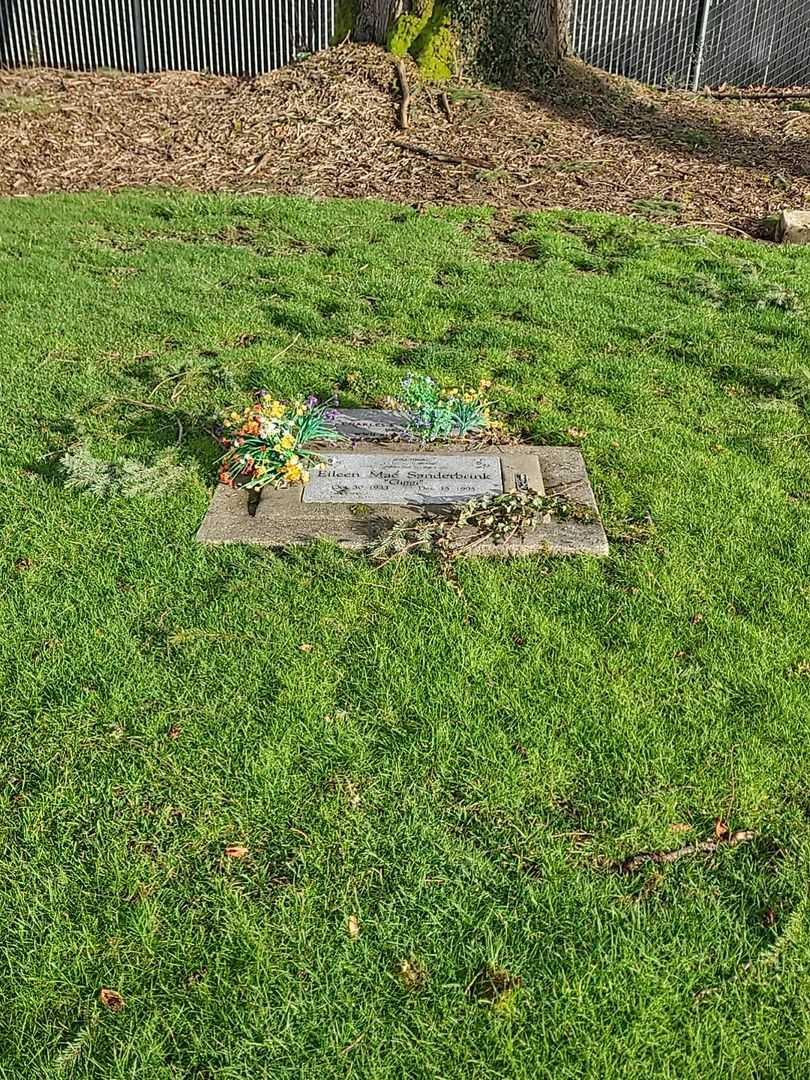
[2,192,810,1079]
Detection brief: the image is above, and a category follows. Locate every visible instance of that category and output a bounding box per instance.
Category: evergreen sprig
[62,445,187,498]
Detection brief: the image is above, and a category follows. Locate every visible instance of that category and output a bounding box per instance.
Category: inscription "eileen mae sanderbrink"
[302,453,503,506]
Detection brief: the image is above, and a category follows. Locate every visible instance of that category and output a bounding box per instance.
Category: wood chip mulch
[1,44,808,237]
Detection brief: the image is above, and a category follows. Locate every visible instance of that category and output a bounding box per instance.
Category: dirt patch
[1,45,809,236]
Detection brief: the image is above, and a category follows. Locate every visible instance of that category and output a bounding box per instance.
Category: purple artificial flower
[305,394,318,408]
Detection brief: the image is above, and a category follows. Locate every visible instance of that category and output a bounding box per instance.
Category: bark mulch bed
[1,44,808,237]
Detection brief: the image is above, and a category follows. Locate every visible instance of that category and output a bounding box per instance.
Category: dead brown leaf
[669,823,692,833]
[298,642,314,653]
[14,557,32,571]
[99,988,124,1012]
[167,723,181,739]
[397,958,426,990]
[224,843,249,858]
[347,914,361,939]
[690,612,705,625]
[713,818,730,839]
[466,965,522,1004]
[346,780,361,809]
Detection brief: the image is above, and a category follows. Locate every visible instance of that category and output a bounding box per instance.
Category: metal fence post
[689,0,712,90]
[131,0,146,72]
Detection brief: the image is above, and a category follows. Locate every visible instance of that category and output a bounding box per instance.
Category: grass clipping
[370,488,595,568]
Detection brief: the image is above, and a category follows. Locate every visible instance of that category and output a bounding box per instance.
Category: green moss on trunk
[386,0,433,55]
[386,1,455,80]
[410,4,454,80]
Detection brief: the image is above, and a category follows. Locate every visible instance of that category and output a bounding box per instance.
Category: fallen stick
[395,60,410,131]
[616,828,756,874]
[110,397,186,445]
[674,220,755,238]
[244,150,270,176]
[392,139,495,170]
[439,91,453,122]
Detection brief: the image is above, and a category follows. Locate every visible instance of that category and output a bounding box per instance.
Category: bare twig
[266,333,302,366]
[675,221,755,238]
[111,398,185,445]
[391,140,495,171]
[395,60,410,131]
[616,829,756,874]
[373,535,430,569]
[438,91,453,123]
[340,1034,364,1056]
[243,150,270,176]
[148,370,185,398]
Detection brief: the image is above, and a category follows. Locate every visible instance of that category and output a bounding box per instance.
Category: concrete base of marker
[197,441,608,557]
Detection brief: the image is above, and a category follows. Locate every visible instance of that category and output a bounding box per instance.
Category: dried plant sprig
[370,488,596,567]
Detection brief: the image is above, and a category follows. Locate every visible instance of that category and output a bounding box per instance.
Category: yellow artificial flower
[279,433,296,450]
[300,469,310,484]
[295,404,306,416]
[267,400,285,418]
[282,462,302,483]
[479,379,492,390]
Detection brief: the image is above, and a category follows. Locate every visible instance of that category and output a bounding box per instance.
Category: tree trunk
[528,0,571,65]
[353,0,405,43]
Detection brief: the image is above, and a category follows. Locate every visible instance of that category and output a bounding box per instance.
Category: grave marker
[197,413,607,557]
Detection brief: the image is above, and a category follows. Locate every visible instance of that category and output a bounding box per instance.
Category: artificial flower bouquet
[385,374,501,442]
[217,393,340,490]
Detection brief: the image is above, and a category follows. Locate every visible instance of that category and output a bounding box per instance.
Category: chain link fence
[570,0,810,88]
